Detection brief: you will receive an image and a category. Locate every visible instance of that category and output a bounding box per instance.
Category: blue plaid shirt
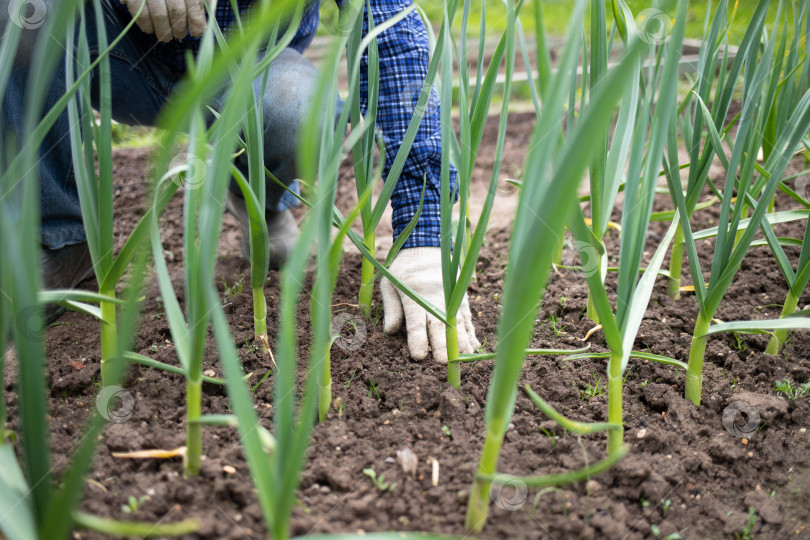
[109,0,455,248]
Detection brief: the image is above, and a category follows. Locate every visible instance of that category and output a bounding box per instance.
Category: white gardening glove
[380,247,480,364]
[121,0,207,42]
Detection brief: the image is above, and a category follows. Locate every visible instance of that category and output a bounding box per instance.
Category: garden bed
[5,112,809,540]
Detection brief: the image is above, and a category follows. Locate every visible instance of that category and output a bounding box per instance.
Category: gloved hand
[121,0,207,42]
[380,247,480,364]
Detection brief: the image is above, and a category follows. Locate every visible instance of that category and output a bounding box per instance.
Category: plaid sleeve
[349,0,457,249]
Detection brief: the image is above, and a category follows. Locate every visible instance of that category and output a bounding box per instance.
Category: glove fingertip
[466,322,481,352]
[187,2,207,37]
[405,314,429,361]
[134,5,156,35]
[457,328,472,355]
[380,279,403,334]
[460,305,481,352]
[410,345,429,361]
[173,21,189,40]
[384,315,402,335]
[188,21,206,38]
[427,317,448,365]
[433,347,448,364]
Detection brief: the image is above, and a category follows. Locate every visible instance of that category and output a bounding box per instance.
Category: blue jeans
[3,1,312,250]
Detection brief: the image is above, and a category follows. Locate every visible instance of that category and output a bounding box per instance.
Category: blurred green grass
[116,1,792,149]
[410,0,792,44]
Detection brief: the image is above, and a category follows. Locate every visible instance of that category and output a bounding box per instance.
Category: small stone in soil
[397,448,418,478]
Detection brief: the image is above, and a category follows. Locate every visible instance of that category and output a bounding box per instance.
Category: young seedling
[548,314,566,336]
[580,373,606,401]
[663,0,740,299]
[736,507,758,540]
[63,1,181,385]
[221,277,244,302]
[774,379,810,400]
[205,4,418,539]
[761,198,810,355]
[144,5,285,476]
[439,0,519,388]
[465,1,647,531]
[568,0,688,454]
[363,468,397,492]
[0,5,183,536]
[347,0,446,320]
[579,0,639,323]
[666,0,810,404]
[121,495,148,514]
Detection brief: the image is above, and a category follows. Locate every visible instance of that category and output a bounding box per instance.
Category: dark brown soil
[4,112,810,540]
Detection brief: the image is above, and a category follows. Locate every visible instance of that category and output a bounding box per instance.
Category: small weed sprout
[121,495,148,514]
[251,370,272,393]
[735,507,758,540]
[345,367,358,389]
[538,427,556,448]
[338,400,345,419]
[548,314,567,336]
[363,468,397,492]
[581,373,606,401]
[774,380,810,400]
[732,332,747,353]
[368,379,381,400]
[221,277,244,301]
